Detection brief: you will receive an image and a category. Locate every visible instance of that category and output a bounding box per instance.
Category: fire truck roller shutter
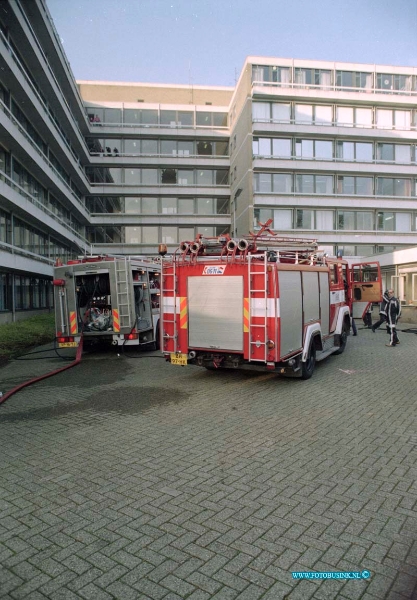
[302,272,320,326]
[278,271,303,357]
[188,276,244,351]
[319,272,330,336]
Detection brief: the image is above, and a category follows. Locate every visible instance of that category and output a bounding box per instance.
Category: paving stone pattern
[0,327,417,599]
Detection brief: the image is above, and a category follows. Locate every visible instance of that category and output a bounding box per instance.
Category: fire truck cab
[161,222,382,379]
[54,256,161,349]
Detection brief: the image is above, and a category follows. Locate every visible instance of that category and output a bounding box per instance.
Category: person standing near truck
[385,289,401,347]
[371,290,390,332]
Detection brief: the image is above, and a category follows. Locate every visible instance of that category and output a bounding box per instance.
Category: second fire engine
[161,221,381,379]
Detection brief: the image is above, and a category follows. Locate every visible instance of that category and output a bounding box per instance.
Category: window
[296,174,333,194]
[272,139,291,157]
[295,104,313,124]
[272,103,291,122]
[161,198,177,214]
[125,169,141,184]
[196,112,227,127]
[178,198,194,213]
[253,138,291,157]
[377,178,411,196]
[336,106,372,128]
[377,143,411,164]
[125,227,141,244]
[273,209,292,230]
[336,71,373,90]
[142,227,158,243]
[337,176,373,195]
[161,227,177,244]
[252,65,290,84]
[0,273,11,312]
[376,73,414,92]
[141,139,158,155]
[395,213,411,232]
[196,141,212,156]
[161,169,177,184]
[296,209,313,229]
[141,169,158,184]
[294,68,332,89]
[377,212,395,231]
[316,210,333,230]
[197,170,213,185]
[178,170,193,185]
[338,211,355,230]
[296,139,332,160]
[273,174,292,193]
[197,198,214,214]
[123,108,158,125]
[252,102,270,121]
[294,104,332,125]
[161,110,192,127]
[337,141,372,162]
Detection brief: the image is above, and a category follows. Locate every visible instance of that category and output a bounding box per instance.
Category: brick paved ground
[0,326,417,600]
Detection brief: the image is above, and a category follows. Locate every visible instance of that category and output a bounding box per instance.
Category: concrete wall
[78,82,234,106]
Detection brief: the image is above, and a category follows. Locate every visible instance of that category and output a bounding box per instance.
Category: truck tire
[334,322,348,355]
[301,342,316,380]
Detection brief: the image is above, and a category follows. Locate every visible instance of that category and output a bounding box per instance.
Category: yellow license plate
[170,353,187,366]
[58,342,79,348]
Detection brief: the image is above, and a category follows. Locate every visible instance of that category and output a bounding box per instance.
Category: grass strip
[0,313,55,362]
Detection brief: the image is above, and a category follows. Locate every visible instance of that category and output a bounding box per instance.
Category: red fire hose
[0,336,83,406]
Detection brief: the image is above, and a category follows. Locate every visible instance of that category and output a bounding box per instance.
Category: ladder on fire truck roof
[248,253,268,363]
[115,257,132,329]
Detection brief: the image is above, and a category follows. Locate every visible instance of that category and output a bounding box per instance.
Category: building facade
[1,0,417,323]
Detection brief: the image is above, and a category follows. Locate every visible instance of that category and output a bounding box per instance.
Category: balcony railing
[0,169,90,248]
[1,100,89,201]
[252,80,417,97]
[0,239,54,265]
[0,28,90,160]
[14,0,90,128]
[252,118,415,132]
[252,153,417,166]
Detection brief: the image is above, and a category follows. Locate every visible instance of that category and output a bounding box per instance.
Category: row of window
[86,167,229,186]
[86,225,228,245]
[0,209,75,260]
[252,65,417,93]
[253,173,417,196]
[1,147,83,224]
[86,138,229,157]
[0,272,53,312]
[254,208,417,233]
[253,102,414,130]
[253,137,417,164]
[0,52,82,166]
[87,196,229,215]
[88,108,228,128]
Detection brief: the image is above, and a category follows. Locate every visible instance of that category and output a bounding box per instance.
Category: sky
[47,0,417,87]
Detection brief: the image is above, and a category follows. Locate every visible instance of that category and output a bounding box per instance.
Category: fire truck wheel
[334,323,348,355]
[301,342,316,380]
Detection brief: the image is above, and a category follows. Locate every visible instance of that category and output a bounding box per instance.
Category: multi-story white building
[1,0,417,323]
[230,57,417,257]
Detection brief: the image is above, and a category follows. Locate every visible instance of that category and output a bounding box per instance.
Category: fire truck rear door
[350,262,382,303]
[188,276,244,351]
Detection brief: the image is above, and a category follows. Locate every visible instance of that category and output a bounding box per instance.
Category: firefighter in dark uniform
[371,290,390,332]
[386,289,401,347]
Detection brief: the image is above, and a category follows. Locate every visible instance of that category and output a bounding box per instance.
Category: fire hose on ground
[0,335,84,407]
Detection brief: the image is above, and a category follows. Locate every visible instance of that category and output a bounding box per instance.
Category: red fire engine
[160,221,382,379]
